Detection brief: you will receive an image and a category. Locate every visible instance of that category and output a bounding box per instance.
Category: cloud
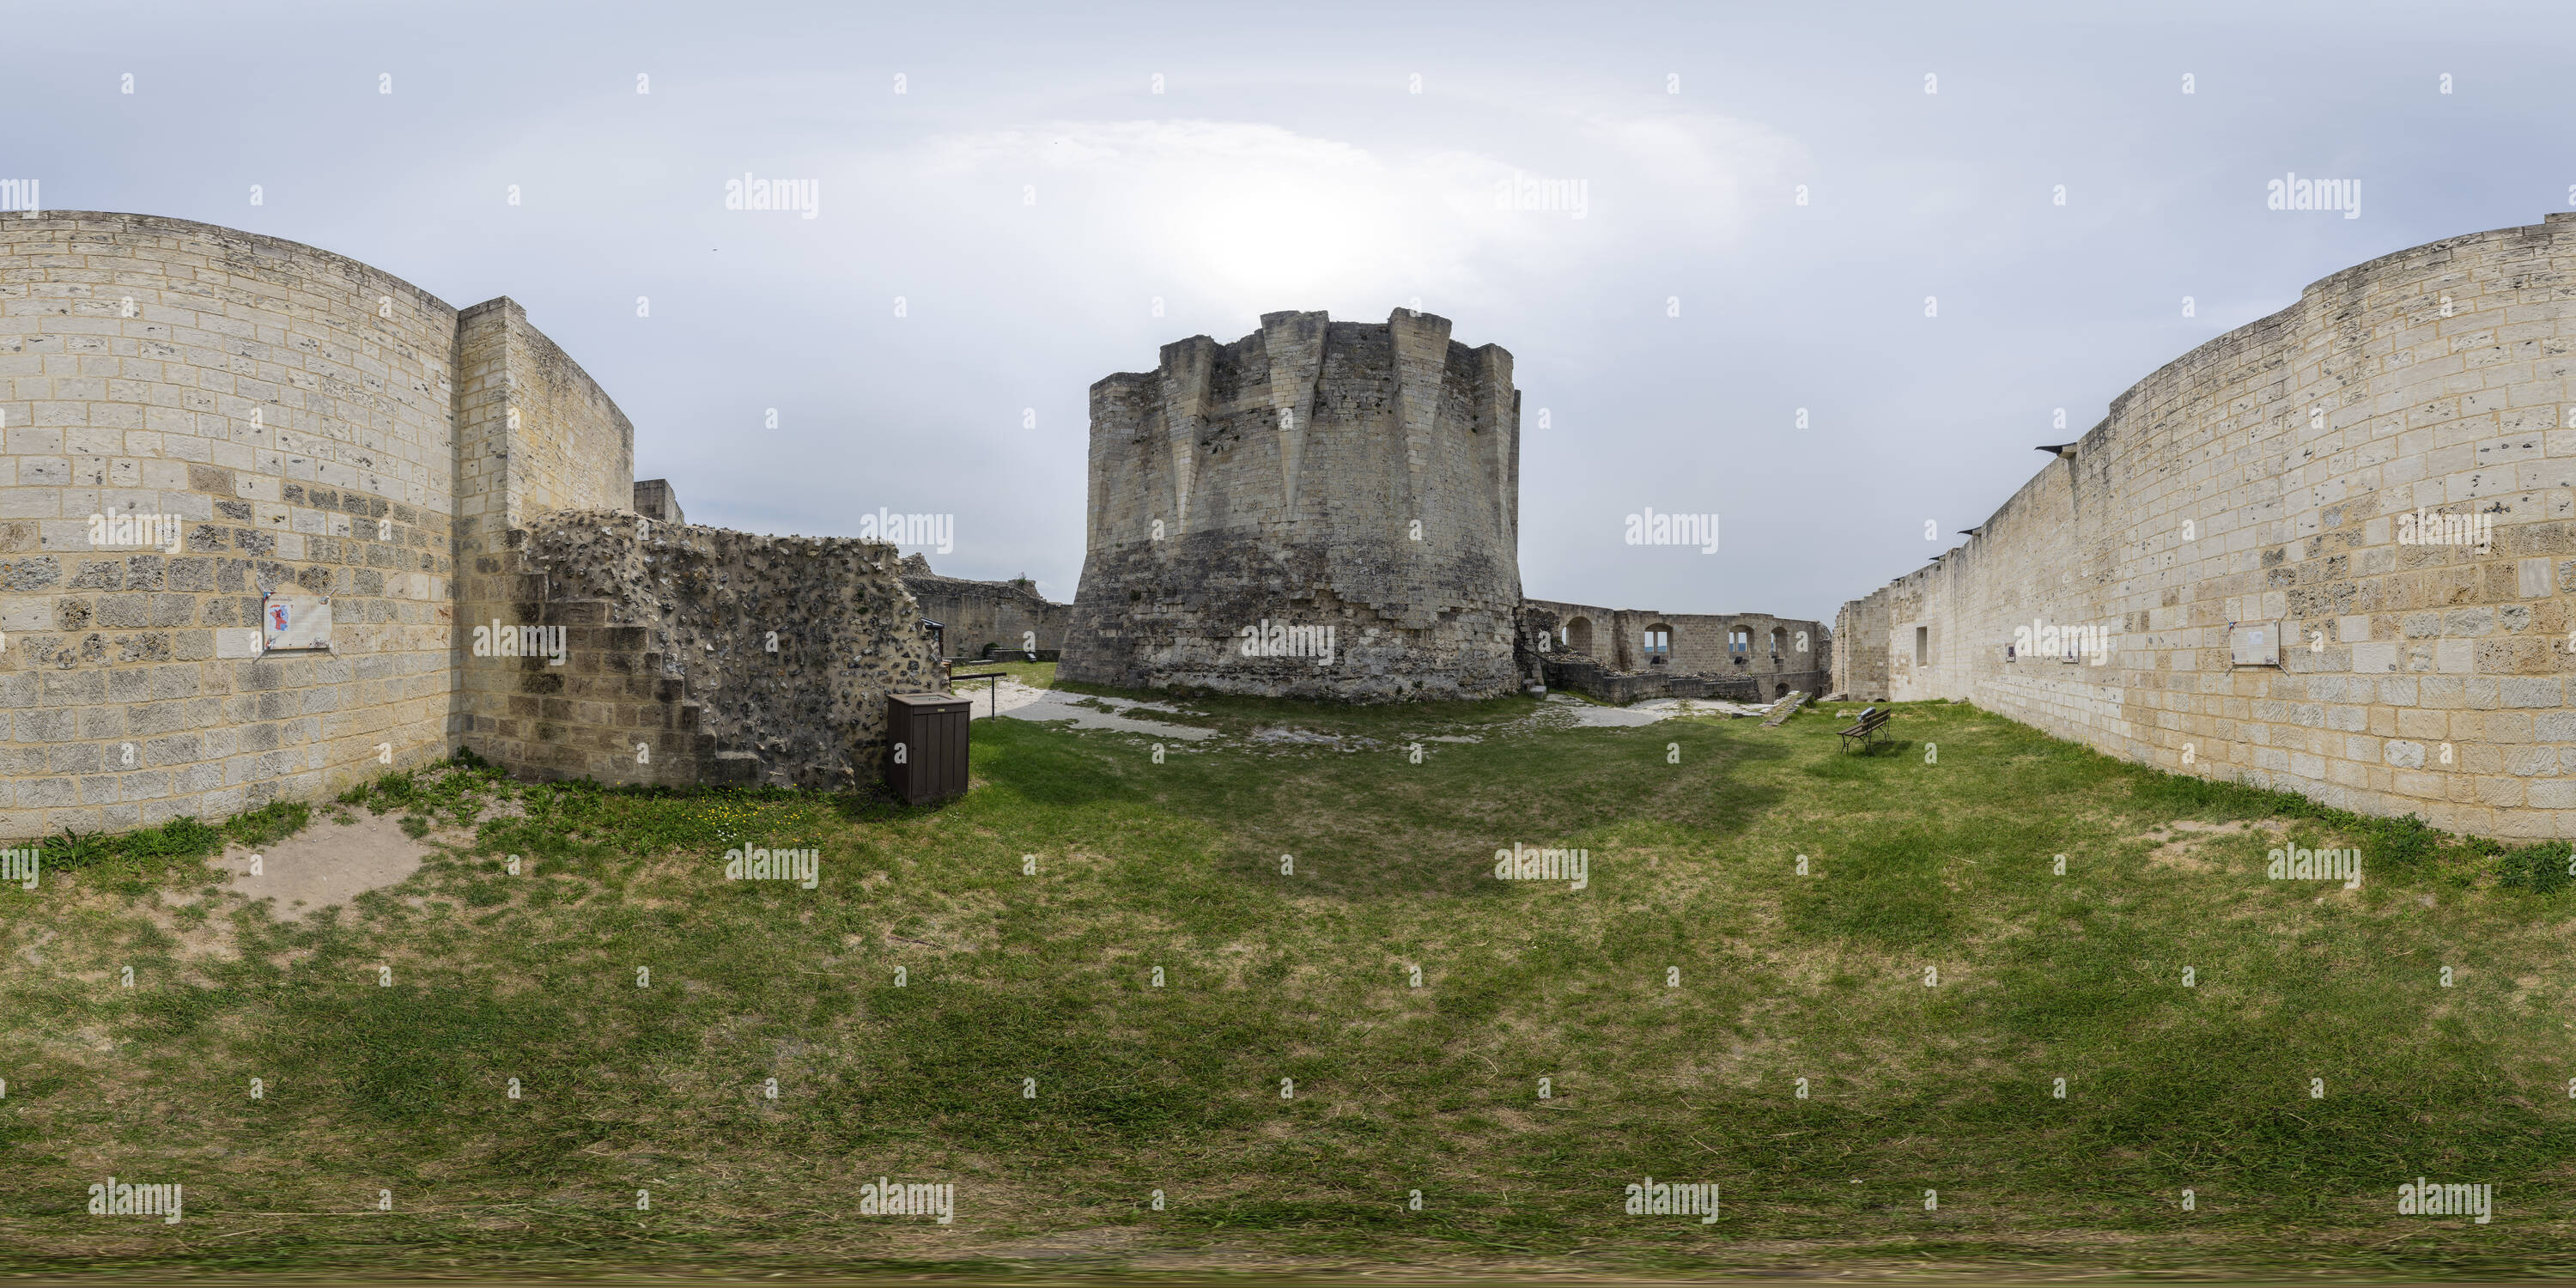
[1572,111,1803,222]
[903,113,1802,319]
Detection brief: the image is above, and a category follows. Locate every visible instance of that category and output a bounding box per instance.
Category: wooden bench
[1837,706,1892,751]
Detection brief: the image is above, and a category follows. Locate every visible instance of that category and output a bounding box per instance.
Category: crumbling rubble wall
[459,511,942,787]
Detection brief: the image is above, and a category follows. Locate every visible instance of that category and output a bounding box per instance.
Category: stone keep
[1060,309,1524,701]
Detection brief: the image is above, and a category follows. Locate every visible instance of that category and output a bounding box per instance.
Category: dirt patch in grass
[214,811,439,922]
[2139,817,2282,872]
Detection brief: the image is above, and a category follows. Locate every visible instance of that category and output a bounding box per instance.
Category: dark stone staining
[116,633,173,663]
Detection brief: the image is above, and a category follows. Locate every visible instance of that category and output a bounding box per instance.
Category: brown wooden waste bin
[886,691,972,805]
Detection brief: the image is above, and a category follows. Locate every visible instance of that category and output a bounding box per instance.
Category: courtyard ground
[3,678,2573,1279]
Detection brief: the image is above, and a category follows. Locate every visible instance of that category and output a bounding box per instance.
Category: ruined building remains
[3,211,935,837]
[632,477,684,525]
[1523,599,1829,704]
[1060,309,1529,700]
[1836,211,2576,839]
[900,553,1072,659]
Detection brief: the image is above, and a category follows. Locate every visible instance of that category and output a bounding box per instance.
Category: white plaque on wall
[2229,620,2281,667]
[260,586,332,652]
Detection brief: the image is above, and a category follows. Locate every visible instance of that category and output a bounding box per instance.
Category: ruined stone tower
[1060,309,1524,701]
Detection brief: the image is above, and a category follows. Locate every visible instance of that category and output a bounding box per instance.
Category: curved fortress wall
[0,211,925,838]
[1061,309,1523,701]
[0,212,474,835]
[1835,211,2576,839]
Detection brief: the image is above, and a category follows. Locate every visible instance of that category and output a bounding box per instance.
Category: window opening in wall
[1564,616,1594,658]
[1643,628,1670,664]
[1914,625,1929,666]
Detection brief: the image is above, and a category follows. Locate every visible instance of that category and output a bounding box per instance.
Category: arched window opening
[1564,616,1595,659]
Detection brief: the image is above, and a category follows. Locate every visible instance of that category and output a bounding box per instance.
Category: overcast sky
[16,0,2576,623]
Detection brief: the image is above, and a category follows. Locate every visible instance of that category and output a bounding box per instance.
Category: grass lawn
[4,689,2575,1279]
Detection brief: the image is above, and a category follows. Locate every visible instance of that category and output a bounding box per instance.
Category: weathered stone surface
[1526,598,1829,703]
[456,512,939,788]
[1061,309,1525,701]
[0,211,480,835]
[0,211,915,837]
[900,553,1069,659]
[1835,210,2576,839]
[633,478,684,526]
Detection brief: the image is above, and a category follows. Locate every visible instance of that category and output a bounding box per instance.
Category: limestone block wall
[460,511,941,787]
[1061,309,1524,701]
[899,554,1070,658]
[1528,598,1829,699]
[0,210,673,837]
[450,298,637,761]
[1832,592,1891,700]
[1835,211,2576,838]
[633,478,684,526]
[0,212,464,835]
[502,312,632,517]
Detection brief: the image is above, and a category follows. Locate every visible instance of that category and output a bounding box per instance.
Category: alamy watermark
[1493,842,1589,890]
[2267,171,2360,219]
[724,846,818,889]
[88,511,183,554]
[859,1176,954,1224]
[2010,618,2115,665]
[2397,507,2494,552]
[1623,1176,1718,1224]
[1625,507,1719,554]
[88,1176,182,1224]
[471,621,566,665]
[0,178,36,217]
[2398,1177,2492,1224]
[856,508,953,554]
[2,844,37,890]
[1238,619,1335,666]
[2269,845,2360,885]
[1496,172,1588,218]
[725,172,818,218]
